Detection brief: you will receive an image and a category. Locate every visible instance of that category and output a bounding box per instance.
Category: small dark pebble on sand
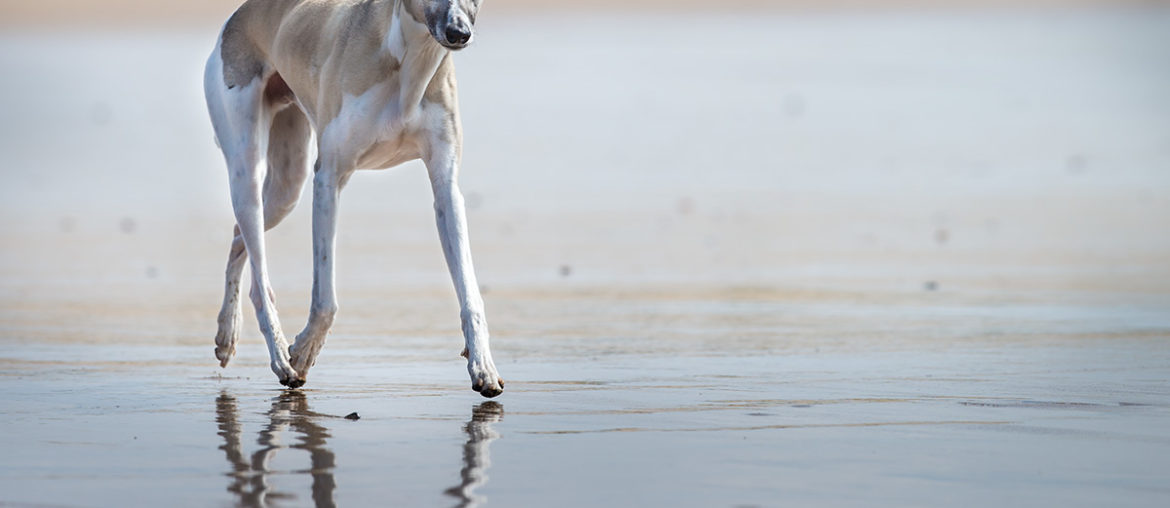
[345,412,360,420]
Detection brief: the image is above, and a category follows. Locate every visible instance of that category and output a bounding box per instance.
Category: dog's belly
[356,136,419,170]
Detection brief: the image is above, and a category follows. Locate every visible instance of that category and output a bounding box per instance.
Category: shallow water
[2,5,1170,508]
[3,343,1170,507]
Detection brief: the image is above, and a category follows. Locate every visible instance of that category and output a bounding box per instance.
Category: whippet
[203,0,503,397]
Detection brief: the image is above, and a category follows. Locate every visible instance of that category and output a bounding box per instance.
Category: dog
[203,0,503,398]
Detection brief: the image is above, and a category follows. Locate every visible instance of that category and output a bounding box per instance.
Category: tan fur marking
[423,53,456,106]
[220,0,301,89]
[218,0,461,147]
[267,0,406,126]
[206,0,503,397]
[218,0,472,127]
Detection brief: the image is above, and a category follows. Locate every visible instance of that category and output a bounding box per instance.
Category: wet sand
[2,4,1170,507]
[2,343,1169,507]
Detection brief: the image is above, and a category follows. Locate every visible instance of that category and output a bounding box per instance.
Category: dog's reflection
[216,392,504,508]
[445,401,505,508]
[216,391,337,508]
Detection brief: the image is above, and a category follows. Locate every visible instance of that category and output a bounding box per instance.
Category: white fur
[204,1,503,397]
[205,36,300,384]
[384,3,409,62]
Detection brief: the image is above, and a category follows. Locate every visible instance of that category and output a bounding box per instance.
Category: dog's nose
[445,24,471,46]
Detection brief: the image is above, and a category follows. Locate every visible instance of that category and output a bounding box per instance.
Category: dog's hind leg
[213,106,312,367]
[214,229,248,366]
[228,111,301,387]
[205,44,302,387]
[262,106,313,231]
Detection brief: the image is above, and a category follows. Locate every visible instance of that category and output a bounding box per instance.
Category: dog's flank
[203,0,503,397]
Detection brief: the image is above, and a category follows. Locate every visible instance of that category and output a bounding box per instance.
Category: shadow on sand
[215,391,503,508]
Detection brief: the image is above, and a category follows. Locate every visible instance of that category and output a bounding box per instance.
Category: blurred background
[0,0,1168,354]
[2,2,1170,506]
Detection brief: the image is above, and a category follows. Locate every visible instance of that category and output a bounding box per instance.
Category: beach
[1,3,1169,506]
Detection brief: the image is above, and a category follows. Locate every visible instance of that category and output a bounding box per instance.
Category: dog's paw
[271,360,305,390]
[288,348,308,373]
[214,311,241,367]
[468,361,504,398]
[288,337,321,375]
[214,328,239,368]
[280,376,306,389]
[214,343,235,368]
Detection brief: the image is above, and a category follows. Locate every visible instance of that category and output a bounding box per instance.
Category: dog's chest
[323,84,437,170]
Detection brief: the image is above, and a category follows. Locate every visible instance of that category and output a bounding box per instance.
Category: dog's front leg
[425,136,504,398]
[290,158,348,377]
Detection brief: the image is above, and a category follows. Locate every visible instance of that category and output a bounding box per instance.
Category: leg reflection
[217,392,265,506]
[445,402,505,508]
[216,391,337,508]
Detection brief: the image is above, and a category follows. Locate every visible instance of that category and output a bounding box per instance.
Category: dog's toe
[271,360,303,389]
[468,359,504,398]
[277,375,306,389]
[477,383,504,398]
[288,339,322,374]
[471,376,504,398]
[215,346,234,368]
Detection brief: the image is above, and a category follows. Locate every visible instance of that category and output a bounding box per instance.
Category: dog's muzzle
[441,19,473,49]
[446,25,471,45]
